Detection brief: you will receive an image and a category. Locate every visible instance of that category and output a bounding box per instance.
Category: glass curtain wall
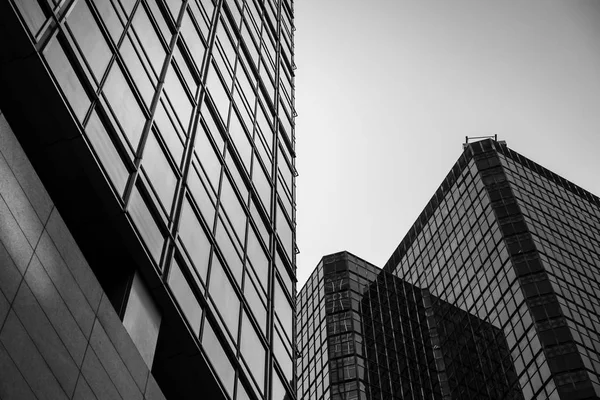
[11,0,296,399]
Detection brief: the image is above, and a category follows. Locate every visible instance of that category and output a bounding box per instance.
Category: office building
[385,139,600,399]
[0,0,296,399]
[298,251,522,400]
[298,139,600,400]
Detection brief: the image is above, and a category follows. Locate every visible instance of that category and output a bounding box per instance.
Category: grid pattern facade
[2,0,296,399]
[299,250,524,400]
[497,149,600,397]
[360,273,441,400]
[360,270,522,400]
[297,252,380,400]
[384,139,600,400]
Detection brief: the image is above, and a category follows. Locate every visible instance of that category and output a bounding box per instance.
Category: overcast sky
[293,0,600,288]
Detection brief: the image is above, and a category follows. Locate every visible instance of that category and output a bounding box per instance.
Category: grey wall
[0,110,166,400]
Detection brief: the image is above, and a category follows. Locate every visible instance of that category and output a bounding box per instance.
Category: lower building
[297,251,523,400]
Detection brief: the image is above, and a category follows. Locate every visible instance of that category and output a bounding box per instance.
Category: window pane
[244,274,266,335]
[209,257,240,340]
[92,0,123,42]
[179,198,211,281]
[240,312,265,392]
[103,64,146,148]
[68,0,112,80]
[276,202,293,261]
[120,35,156,108]
[168,259,201,335]
[153,100,184,165]
[128,187,164,263]
[220,175,246,242]
[206,63,230,123]
[202,320,235,397]
[44,36,90,122]
[132,5,166,76]
[229,108,252,171]
[85,109,128,194]
[215,218,242,284]
[253,162,271,212]
[246,227,268,289]
[274,327,293,383]
[143,132,177,211]
[164,65,193,129]
[271,369,287,400]
[180,10,206,68]
[195,120,222,192]
[275,278,293,339]
[188,162,215,227]
[15,0,46,35]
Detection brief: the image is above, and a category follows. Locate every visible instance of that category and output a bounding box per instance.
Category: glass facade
[1,0,296,399]
[298,140,599,400]
[385,139,600,400]
[296,252,381,400]
[299,251,522,400]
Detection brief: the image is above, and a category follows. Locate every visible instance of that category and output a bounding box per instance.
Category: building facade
[297,252,381,400]
[298,140,599,400]
[298,251,522,400]
[385,139,600,400]
[0,0,296,399]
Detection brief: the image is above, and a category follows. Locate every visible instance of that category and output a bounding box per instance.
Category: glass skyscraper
[298,139,600,400]
[0,0,295,399]
[385,139,600,400]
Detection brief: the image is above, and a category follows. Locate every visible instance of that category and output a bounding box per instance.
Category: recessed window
[44,35,90,122]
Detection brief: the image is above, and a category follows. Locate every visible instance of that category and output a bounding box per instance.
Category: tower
[0,0,296,399]
[385,139,600,399]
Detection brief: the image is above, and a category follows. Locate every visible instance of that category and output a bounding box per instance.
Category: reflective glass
[85,109,128,194]
[209,257,240,341]
[164,65,193,129]
[168,259,202,335]
[220,175,246,241]
[128,187,164,263]
[179,198,211,281]
[244,273,267,334]
[15,0,46,35]
[132,5,166,76]
[153,100,184,164]
[103,63,146,149]
[68,0,112,81]
[240,312,265,391]
[188,161,215,226]
[120,35,155,108]
[215,218,243,284]
[44,36,90,122]
[91,0,123,43]
[203,321,235,397]
[246,226,269,288]
[142,131,177,211]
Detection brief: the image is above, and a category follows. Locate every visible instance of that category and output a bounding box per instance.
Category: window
[179,198,211,281]
[209,257,240,341]
[202,321,235,397]
[44,35,90,122]
[67,0,112,81]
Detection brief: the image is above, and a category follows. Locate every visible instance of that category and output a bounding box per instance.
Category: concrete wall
[0,110,166,400]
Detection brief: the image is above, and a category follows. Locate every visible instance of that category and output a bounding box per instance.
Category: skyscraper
[298,139,600,400]
[0,0,296,399]
[385,139,600,400]
[298,251,522,400]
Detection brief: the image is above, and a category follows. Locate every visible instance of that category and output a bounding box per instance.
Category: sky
[293,0,600,289]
